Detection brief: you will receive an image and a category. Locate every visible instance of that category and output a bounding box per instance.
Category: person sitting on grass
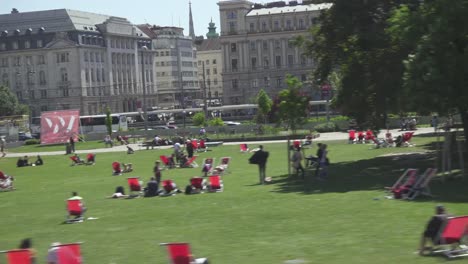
[68,191,87,219]
[18,238,37,264]
[126,145,135,154]
[179,154,189,168]
[144,177,159,197]
[0,171,14,191]
[419,205,450,255]
[71,154,85,165]
[34,155,44,166]
[108,186,129,199]
[17,156,31,167]
[122,163,133,173]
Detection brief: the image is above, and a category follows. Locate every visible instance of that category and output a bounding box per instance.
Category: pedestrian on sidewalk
[249,145,269,184]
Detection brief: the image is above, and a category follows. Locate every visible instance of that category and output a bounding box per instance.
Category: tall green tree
[192,112,206,127]
[297,0,417,129]
[389,0,468,151]
[105,106,112,136]
[277,75,310,134]
[256,89,273,124]
[0,85,29,116]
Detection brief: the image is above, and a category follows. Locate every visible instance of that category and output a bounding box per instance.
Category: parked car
[18,132,34,141]
[166,125,178,129]
[224,121,241,126]
[152,126,170,130]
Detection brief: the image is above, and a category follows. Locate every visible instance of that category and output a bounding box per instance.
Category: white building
[0,8,157,116]
[218,0,332,104]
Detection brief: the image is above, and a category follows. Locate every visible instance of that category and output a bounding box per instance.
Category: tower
[206,18,219,39]
[189,1,195,39]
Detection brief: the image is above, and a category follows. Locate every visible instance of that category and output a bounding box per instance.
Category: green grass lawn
[0,136,467,263]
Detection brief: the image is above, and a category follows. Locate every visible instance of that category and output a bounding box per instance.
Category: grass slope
[0,136,467,263]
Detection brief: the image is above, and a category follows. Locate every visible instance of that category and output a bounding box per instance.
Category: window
[84,52,88,62]
[85,69,89,82]
[206,69,210,75]
[263,40,268,50]
[276,77,282,87]
[212,59,216,64]
[90,52,94,62]
[60,68,68,82]
[37,40,43,48]
[62,88,69,97]
[29,90,35,99]
[38,55,45,65]
[263,56,269,69]
[96,68,101,82]
[26,56,33,66]
[299,19,304,29]
[275,40,281,49]
[227,11,237,19]
[232,79,238,90]
[102,69,105,82]
[252,79,258,88]
[206,59,210,65]
[301,55,307,66]
[39,71,46,85]
[274,21,280,31]
[231,43,237,52]
[24,40,30,49]
[231,59,238,71]
[288,55,294,66]
[262,21,267,31]
[275,56,281,68]
[301,74,307,82]
[16,91,23,100]
[228,21,237,33]
[12,41,18,50]
[288,41,294,49]
[250,41,256,51]
[286,20,292,30]
[213,68,217,74]
[40,90,47,99]
[14,56,21,66]
[0,43,6,51]
[264,76,270,87]
[251,57,257,69]
[95,53,100,63]
[1,58,8,67]
[214,78,218,85]
[249,23,255,32]
[2,73,8,87]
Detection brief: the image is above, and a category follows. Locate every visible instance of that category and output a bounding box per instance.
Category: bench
[138,140,158,150]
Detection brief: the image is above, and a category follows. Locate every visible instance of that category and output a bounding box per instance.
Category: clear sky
[1,0,222,37]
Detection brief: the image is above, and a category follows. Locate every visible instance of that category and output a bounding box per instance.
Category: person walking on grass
[69,136,75,153]
[292,147,305,179]
[249,145,269,184]
[318,144,329,181]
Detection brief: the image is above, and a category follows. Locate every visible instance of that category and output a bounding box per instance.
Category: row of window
[110,38,135,49]
[156,71,197,77]
[198,68,218,75]
[231,74,307,90]
[197,59,217,65]
[0,55,46,67]
[0,39,43,51]
[247,17,318,33]
[230,54,308,71]
[84,51,105,63]
[198,78,219,86]
[2,71,48,87]
[85,68,106,83]
[155,61,197,67]
[81,36,105,46]
[229,40,296,53]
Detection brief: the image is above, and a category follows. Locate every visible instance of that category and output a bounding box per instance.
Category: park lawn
[0,136,467,264]
[8,140,111,153]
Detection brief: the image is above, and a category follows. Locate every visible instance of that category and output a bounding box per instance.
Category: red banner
[40,110,80,144]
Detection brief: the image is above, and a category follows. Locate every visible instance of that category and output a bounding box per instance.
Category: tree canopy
[256,89,273,124]
[0,85,29,117]
[277,75,310,134]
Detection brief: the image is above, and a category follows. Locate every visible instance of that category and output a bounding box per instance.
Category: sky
[1,0,222,38]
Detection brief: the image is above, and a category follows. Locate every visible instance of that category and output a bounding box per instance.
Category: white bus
[31,114,128,134]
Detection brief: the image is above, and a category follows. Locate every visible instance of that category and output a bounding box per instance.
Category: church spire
[189,1,195,40]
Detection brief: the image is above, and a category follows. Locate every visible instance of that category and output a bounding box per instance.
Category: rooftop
[246,2,332,16]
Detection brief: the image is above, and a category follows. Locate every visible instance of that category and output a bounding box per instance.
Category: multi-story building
[218,0,332,104]
[195,20,223,105]
[0,8,157,116]
[138,25,200,109]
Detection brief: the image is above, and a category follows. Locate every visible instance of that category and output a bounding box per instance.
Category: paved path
[4,127,436,158]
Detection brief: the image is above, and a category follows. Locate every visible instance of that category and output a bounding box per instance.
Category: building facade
[218,0,331,104]
[138,25,200,109]
[0,9,157,116]
[195,20,223,106]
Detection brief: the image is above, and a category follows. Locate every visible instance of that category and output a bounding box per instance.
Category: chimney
[11,8,19,14]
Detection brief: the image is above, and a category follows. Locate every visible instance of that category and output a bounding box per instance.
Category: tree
[192,112,206,127]
[296,0,417,129]
[388,0,468,152]
[0,85,29,116]
[256,89,273,124]
[277,75,310,134]
[105,106,112,136]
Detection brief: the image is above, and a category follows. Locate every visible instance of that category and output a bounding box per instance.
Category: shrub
[330,116,350,122]
[24,139,40,145]
[208,117,224,127]
[192,112,206,126]
[263,125,281,135]
[314,122,338,133]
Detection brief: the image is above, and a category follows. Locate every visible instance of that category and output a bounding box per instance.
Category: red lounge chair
[202,158,215,176]
[357,131,364,143]
[160,243,208,264]
[190,177,206,193]
[112,162,122,175]
[197,139,207,152]
[162,179,179,196]
[191,139,198,150]
[184,156,199,168]
[403,168,437,200]
[86,153,95,164]
[0,171,13,191]
[365,130,374,143]
[70,156,83,166]
[432,216,468,258]
[127,177,142,196]
[402,132,415,146]
[0,249,32,264]
[57,243,83,264]
[348,130,356,143]
[240,143,249,153]
[66,199,85,223]
[207,175,223,192]
[160,155,171,168]
[293,140,301,150]
[385,168,419,198]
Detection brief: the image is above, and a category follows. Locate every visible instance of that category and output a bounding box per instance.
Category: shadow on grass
[270,142,468,203]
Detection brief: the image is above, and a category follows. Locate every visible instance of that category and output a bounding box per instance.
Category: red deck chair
[402,132,415,146]
[348,130,356,143]
[57,243,83,264]
[385,168,418,198]
[213,157,231,175]
[357,131,365,143]
[404,168,437,200]
[207,175,223,192]
[197,139,207,152]
[190,177,205,192]
[184,156,199,168]
[0,171,13,191]
[86,153,96,165]
[365,130,374,143]
[293,140,301,150]
[70,156,83,166]
[432,216,468,258]
[0,249,32,264]
[240,143,249,153]
[191,139,198,150]
[66,199,85,223]
[162,179,179,196]
[127,177,142,196]
[160,155,171,168]
[160,243,208,264]
[202,158,215,176]
[112,162,122,175]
